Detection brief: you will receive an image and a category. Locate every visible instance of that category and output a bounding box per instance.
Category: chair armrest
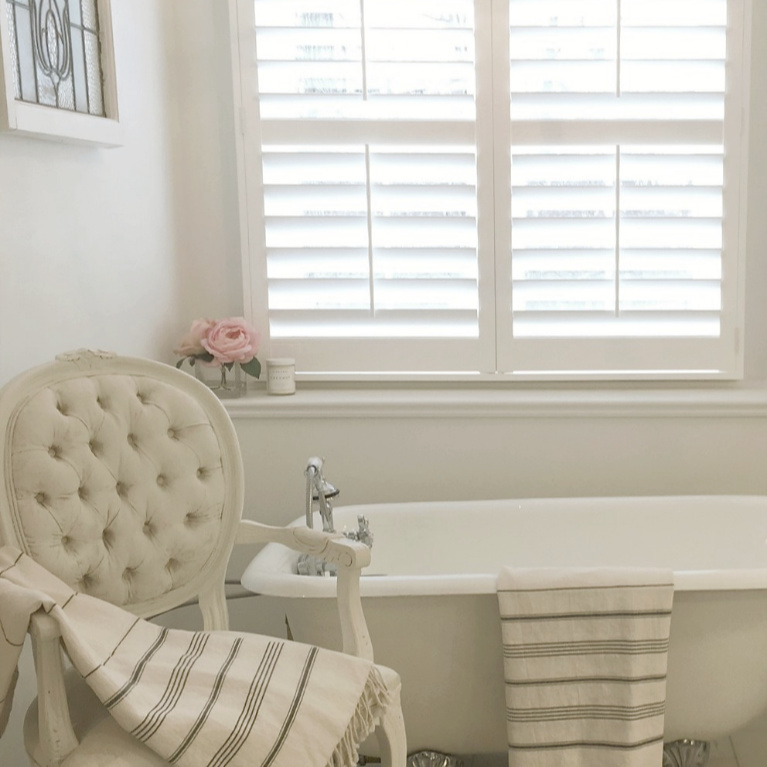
[236,520,372,570]
[29,612,79,765]
[235,520,374,661]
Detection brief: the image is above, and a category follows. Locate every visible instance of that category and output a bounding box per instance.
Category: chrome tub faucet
[298,457,372,576]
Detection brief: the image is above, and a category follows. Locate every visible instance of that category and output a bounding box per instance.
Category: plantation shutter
[497,0,747,376]
[235,0,749,378]
[245,0,495,374]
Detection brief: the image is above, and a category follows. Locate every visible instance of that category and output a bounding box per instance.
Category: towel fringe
[327,667,392,767]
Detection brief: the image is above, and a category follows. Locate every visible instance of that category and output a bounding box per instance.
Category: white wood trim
[8,100,121,145]
[223,385,767,420]
[509,120,724,146]
[0,0,13,131]
[721,0,752,381]
[474,0,499,374]
[228,0,255,340]
[259,118,475,145]
[96,0,119,122]
[251,93,721,147]
[492,0,513,374]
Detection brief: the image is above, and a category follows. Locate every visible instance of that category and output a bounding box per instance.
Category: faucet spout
[304,456,337,533]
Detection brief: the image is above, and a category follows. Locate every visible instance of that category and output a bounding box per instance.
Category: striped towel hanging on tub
[496,567,674,767]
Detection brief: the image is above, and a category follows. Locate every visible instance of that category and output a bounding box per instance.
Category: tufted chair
[0,350,405,767]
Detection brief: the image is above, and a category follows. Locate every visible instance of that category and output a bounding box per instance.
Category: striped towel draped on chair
[496,567,674,767]
[0,547,390,767]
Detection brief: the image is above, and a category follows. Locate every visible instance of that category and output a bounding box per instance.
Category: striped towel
[496,567,674,767]
[0,546,390,767]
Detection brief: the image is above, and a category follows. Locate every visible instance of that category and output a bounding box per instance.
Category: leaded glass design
[6,0,105,116]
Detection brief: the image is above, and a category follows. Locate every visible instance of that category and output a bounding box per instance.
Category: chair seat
[24,662,402,766]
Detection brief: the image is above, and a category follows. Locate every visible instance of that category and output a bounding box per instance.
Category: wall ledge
[223,385,767,420]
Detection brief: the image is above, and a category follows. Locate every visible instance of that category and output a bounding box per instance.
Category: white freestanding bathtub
[241,496,767,757]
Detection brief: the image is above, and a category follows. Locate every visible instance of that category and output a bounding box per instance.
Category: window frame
[229,0,752,382]
[0,0,121,146]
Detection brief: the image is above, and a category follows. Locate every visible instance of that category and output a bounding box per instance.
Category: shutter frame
[496,0,748,378]
[232,0,750,379]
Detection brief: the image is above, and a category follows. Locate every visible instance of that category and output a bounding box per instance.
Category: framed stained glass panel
[0,0,120,145]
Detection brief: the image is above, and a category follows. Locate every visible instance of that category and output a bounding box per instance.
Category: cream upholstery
[9,373,227,606]
[0,351,242,623]
[0,350,406,767]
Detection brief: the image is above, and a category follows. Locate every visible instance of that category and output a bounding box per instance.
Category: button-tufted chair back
[0,350,243,624]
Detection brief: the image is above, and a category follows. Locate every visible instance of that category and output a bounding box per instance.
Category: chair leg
[375,691,407,767]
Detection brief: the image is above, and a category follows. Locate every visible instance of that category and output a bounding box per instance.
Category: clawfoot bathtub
[242,495,767,759]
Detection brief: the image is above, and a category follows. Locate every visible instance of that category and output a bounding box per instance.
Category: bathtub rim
[241,494,767,598]
[242,566,767,598]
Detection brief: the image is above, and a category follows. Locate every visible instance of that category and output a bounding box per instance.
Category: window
[0,0,120,145]
[231,0,751,379]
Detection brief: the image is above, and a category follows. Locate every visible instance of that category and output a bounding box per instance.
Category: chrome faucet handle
[299,514,372,577]
[297,554,336,577]
[344,515,373,548]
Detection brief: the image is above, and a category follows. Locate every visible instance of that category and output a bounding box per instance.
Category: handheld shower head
[304,456,339,532]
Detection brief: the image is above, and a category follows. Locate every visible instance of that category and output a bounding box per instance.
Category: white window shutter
[496,0,747,377]
[234,0,750,379]
[244,0,495,374]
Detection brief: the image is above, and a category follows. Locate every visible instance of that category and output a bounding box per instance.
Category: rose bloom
[202,317,260,364]
[173,318,216,357]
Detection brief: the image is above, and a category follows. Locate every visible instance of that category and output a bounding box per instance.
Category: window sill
[223,384,767,420]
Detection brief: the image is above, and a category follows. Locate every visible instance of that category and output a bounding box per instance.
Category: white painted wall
[0,1,241,763]
[0,3,171,380]
[0,0,243,386]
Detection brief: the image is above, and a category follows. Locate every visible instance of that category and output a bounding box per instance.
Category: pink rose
[174,318,216,357]
[202,317,260,364]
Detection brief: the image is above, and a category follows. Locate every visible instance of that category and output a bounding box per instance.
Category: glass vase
[194,361,246,399]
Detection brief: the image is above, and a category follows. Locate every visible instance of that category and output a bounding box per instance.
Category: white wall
[0,1,240,763]
[161,0,244,327]
[0,1,175,381]
[0,0,242,386]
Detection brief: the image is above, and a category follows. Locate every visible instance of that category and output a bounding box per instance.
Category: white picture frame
[0,0,120,146]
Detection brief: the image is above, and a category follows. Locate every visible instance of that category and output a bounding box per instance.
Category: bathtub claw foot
[406,751,464,767]
[663,740,710,767]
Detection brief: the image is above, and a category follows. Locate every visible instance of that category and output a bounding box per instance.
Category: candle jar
[266,358,296,395]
